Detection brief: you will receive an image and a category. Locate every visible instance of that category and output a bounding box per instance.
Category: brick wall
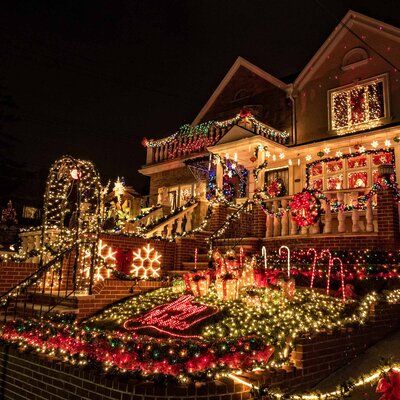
[77,279,166,320]
[100,234,176,272]
[256,302,400,391]
[0,262,38,295]
[0,345,250,400]
[149,166,195,198]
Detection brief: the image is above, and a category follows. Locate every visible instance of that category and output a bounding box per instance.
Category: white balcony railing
[263,188,377,238]
[143,202,199,238]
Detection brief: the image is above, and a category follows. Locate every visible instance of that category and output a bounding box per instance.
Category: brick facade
[77,279,166,320]
[0,262,38,295]
[149,166,195,198]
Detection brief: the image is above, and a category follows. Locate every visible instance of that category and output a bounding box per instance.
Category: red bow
[376,370,400,400]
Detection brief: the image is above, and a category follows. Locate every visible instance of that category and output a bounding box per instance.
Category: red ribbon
[376,370,400,400]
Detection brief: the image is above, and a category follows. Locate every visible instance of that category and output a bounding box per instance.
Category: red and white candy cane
[332,257,346,302]
[319,249,332,296]
[307,248,318,289]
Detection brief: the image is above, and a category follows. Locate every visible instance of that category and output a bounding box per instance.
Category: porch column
[216,160,224,191]
[256,146,265,190]
[248,166,256,197]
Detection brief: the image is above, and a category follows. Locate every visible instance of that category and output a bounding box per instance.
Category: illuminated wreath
[266,179,286,198]
[289,189,321,227]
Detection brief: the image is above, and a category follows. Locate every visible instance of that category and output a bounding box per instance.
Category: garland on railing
[142,110,289,149]
[207,200,252,250]
[135,198,197,235]
[253,178,400,225]
[107,198,216,242]
[253,160,269,184]
[129,203,162,224]
[250,361,400,400]
[0,241,79,306]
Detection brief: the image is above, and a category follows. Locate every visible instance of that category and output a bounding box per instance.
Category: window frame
[307,148,395,191]
[328,73,390,134]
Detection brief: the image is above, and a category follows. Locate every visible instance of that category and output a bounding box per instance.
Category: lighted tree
[131,243,161,279]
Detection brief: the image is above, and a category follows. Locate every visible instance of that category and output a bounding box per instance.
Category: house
[136,10,400,256]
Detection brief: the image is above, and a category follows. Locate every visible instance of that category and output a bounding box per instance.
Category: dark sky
[1,0,400,205]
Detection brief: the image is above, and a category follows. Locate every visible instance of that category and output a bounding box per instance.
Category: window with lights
[329,75,388,134]
[308,149,395,191]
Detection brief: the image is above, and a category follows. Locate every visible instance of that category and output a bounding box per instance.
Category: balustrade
[144,202,199,238]
[264,188,378,238]
[145,118,288,164]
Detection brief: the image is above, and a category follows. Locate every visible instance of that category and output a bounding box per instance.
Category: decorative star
[371,140,379,148]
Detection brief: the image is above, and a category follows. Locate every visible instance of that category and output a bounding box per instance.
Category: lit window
[348,171,368,188]
[330,76,386,133]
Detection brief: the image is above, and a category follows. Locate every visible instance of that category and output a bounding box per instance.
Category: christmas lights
[130,243,162,279]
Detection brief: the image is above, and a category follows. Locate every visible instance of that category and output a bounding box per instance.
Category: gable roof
[294,10,400,91]
[192,56,290,125]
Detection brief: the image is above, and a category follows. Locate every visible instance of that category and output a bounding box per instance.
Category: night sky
[1,0,400,208]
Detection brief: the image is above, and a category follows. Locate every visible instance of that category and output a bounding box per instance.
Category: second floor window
[330,76,387,133]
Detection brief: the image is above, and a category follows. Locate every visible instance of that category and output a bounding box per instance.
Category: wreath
[289,189,321,227]
[265,178,286,198]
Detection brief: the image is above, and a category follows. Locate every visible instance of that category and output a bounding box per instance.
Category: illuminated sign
[124,295,219,338]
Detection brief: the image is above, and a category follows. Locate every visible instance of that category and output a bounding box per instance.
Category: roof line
[294,10,400,92]
[192,56,289,125]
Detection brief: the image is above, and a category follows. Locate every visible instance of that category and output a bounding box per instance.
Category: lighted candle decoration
[320,249,332,295]
[332,256,346,302]
[261,246,267,269]
[308,248,318,289]
[278,245,291,279]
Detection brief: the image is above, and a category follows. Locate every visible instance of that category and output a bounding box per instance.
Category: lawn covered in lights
[2,282,399,380]
[86,282,377,364]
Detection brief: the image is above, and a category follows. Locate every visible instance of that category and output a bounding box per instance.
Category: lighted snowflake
[279,152,285,159]
[385,139,391,147]
[336,151,343,157]
[82,240,117,282]
[265,151,271,158]
[371,140,379,148]
[323,147,331,154]
[131,243,161,279]
[359,146,366,153]
[305,154,312,162]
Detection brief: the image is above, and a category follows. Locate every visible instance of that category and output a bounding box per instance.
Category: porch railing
[263,188,377,238]
[143,202,199,238]
[146,119,288,164]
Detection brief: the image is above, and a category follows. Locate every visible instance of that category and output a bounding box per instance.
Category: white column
[216,160,224,191]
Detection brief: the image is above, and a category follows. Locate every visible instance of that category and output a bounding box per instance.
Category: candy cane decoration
[307,248,318,289]
[278,246,291,279]
[319,249,332,295]
[332,257,346,302]
[194,248,198,271]
[261,246,267,270]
